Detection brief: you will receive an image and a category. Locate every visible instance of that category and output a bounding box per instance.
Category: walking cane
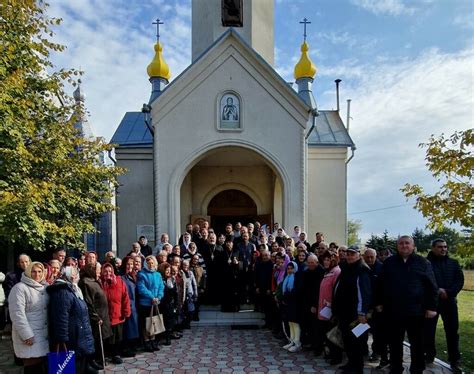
[98,321,107,371]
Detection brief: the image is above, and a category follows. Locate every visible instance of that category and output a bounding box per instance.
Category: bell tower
[192,0,274,66]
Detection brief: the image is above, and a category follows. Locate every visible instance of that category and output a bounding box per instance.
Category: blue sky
[47,0,473,241]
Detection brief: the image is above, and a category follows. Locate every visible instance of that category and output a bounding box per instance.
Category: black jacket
[377,253,438,317]
[427,252,464,299]
[254,260,274,293]
[237,241,256,271]
[333,259,372,323]
[301,265,325,308]
[2,269,22,300]
[367,260,383,307]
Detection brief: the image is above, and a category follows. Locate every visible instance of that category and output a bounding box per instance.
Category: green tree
[365,230,397,252]
[347,219,362,246]
[401,129,473,231]
[412,227,430,252]
[412,227,465,253]
[0,1,124,251]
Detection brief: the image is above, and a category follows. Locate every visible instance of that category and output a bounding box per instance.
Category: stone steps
[194,304,265,327]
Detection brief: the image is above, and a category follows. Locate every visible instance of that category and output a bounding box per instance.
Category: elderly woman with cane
[79,262,112,370]
[48,266,97,374]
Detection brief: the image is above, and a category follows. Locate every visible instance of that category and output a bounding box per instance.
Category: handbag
[326,325,344,349]
[186,296,195,313]
[48,343,75,374]
[145,305,166,337]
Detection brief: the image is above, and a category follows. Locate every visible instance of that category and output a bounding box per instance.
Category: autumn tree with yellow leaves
[0,1,124,251]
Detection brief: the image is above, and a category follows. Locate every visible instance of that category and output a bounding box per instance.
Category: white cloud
[339,46,474,234]
[351,0,416,16]
[47,0,192,141]
[453,14,474,30]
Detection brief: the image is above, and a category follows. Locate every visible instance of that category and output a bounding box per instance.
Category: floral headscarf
[57,265,84,300]
[100,262,117,286]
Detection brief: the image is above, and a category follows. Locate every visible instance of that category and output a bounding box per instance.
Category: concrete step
[194,304,265,327]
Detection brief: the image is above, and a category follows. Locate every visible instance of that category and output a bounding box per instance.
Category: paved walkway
[0,327,452,373]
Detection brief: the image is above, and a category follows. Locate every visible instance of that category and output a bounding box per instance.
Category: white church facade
[111,0,354,254]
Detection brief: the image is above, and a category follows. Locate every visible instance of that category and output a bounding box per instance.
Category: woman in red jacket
[100,263,131,365]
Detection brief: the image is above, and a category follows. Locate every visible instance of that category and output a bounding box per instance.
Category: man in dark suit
[424,239,464,373]
[236,231,256,305]
[376,236,438,374]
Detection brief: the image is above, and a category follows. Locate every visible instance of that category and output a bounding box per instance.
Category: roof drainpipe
[346,146,356,164]
[305,109,318,140]
[142,103,154,137]
[345,99,355,164]
[107,149,117,164]
[346,99,352,132]
[335,79,341,112]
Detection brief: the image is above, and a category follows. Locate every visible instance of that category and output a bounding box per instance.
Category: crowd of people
[0,220,465,374]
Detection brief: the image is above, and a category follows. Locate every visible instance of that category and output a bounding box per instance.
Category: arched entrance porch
[178,145,284,235]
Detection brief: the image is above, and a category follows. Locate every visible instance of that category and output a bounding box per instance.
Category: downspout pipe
[345,98,355,164]
[142,104,154,136]
[107,150,117,164]
[305,108,319,140]
[346,146,356,164]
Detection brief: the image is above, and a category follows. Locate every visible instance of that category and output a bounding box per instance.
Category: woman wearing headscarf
[78,262,112,370]
[48,259,61,284]
[281,261,302,352]
[8,262,49,373]
[136,255,164,352]
[295,246,308,272]
[100,262,130,365]
[48,266,97,374]
[158,262,179,345]
[180,260,198,329]
[316,250,342,365]
[271,251,290,338]
[120,256,139,357]
[43,262,54,285]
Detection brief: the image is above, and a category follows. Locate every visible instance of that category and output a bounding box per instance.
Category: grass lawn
[435,271,474,372]
[463,270,474,291]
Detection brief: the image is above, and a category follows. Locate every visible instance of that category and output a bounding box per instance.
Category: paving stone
[0,327,453,373]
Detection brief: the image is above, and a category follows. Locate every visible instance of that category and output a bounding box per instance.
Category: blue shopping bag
[47,350,75,374]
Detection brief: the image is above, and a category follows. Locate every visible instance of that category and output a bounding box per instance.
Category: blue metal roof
[110,112,152,147]
[308,110,355,148]
[111,110,354,149]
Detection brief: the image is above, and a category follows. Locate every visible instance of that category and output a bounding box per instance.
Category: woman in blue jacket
[48,266,96,374]
[136,255,164,352]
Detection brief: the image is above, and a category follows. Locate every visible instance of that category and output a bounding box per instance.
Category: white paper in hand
[319,306,332,319]
[352,323,370,338]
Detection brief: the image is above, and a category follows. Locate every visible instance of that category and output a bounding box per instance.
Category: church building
[111,0,355,254]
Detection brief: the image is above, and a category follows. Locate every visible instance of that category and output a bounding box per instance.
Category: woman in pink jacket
[316,250,342,365]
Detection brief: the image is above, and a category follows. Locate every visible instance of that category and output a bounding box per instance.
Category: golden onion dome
[294,41,317,80]
[146,42,171,80]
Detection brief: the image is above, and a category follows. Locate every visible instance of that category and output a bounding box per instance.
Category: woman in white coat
[8,261,49,373]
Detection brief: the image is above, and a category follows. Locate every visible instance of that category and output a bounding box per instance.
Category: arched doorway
[207,189,257,232]
[178,144,285,237]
